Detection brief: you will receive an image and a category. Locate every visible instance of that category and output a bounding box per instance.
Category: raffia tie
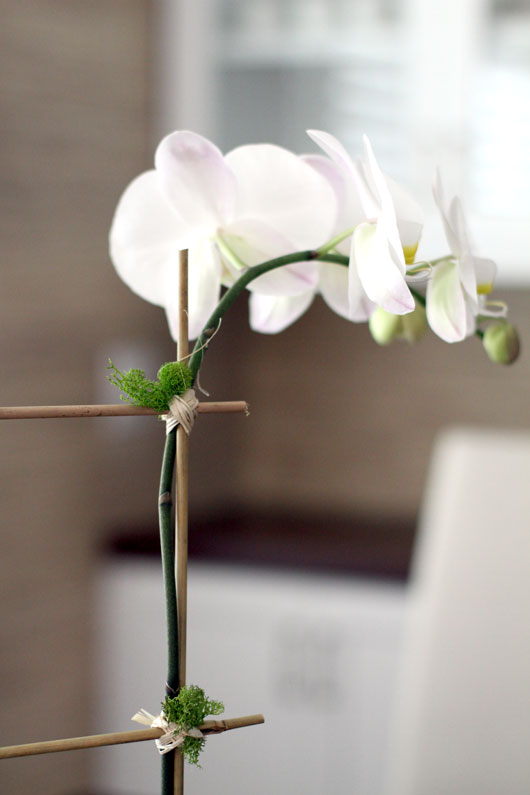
[131,709,203,755]
[162,388,199,436]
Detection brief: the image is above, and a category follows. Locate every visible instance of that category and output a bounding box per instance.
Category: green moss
[106,360,193,412]
[162,685,224,766]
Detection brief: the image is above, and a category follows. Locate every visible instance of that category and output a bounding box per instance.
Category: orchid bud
[369,308,402,345]
[400,301,427,343]
[483,322,520,365]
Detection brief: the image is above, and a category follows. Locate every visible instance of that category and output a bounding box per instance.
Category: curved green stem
[188,249,318,382]
[187,248,483,384]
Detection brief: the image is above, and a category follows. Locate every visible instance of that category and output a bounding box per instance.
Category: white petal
[165,239,222,341]
[155,131,237,232]
[306,129,358,179]
[385,174,423,248]
[109,170,190,307]
[222,218,318,296]
[249,291,315,334]
[473,256,497,289]
[449,197,477,299]
[319,261,350,320]
[362,136,407,269]
[353,222,414,315]
[432,169,460,256]
[302,154,364,232]
[344,234,377,321]
[225,143,336,249]
[426,259,468,342]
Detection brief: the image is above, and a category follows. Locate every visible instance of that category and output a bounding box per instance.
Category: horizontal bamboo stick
[0,401,249,420]
[0,714,264,759]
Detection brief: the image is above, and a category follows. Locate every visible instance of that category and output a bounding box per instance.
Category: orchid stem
[158,429,179,795]
[316,227,355,256]
[188,249,318,382]
[187,249,480,384]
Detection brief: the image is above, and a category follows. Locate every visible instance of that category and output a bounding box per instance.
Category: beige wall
[1,3,529,794]
[0,3,163,793]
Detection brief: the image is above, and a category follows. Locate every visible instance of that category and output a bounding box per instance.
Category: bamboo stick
[0,401,248,420]
[175,249,190,795]
[0,715,265,759]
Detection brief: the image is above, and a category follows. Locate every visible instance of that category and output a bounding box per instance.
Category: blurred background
[1,1,530,793]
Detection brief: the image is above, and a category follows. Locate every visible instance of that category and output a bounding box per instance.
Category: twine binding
[162,388,199,436]
[131,709,203,755]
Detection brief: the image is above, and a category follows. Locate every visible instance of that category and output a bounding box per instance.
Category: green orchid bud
[483,322,520,365]
[400,301,427,343]
[369,308,403,345]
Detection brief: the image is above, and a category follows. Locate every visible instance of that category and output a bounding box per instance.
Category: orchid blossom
[248,133,424,333]
[307,130,423,320]
[427,171,506,343]
[110,131,336,340]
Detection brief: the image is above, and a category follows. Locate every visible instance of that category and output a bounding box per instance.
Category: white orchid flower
[110,131,336,340]
[249,153,359,333]
[248,138,423,334]
[306,130,423,320]
[427,171,505,343]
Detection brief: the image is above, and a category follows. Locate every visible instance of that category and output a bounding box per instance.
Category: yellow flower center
[403,243,419,265]
[477,281,493,295]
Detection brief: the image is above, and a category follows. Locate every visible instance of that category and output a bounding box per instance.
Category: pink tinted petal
[225,143,336,248]
[353,222,414,315]
[109,170,192,306]
[426,259,468,342]
[165,239,222,341]
[307,129,357,179]
[249,291,315,334]
[302,154,364,231]
[223,218,318,296]
[155,131,237,232]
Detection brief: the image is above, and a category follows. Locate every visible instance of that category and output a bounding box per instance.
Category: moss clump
[162,685,224,766]
[107,360,193,412]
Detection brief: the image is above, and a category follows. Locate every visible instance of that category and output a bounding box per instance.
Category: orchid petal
[344,234,376,321]
[362,136,407,272]
[109,170,191,306]
[249,291,315,334]
[306,129,357,180]
[318,261,351,321]
[385,174,423,249]
[307,129,379,218]
[449,197,478,300]
[155,131,237,233]
[165,239,222,341]
[225,143,336,248]
[432,169,461,256]
[302,153,364,237]
[353,222,414,315]
[426,259,469,342]
[221,219,318,296]
[473,256,497,290]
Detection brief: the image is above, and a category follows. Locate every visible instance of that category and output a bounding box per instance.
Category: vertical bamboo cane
[175,249,189,794]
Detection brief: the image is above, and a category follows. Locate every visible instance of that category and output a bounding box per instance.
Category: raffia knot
[131,709,203,756]
[162,388,199,435]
